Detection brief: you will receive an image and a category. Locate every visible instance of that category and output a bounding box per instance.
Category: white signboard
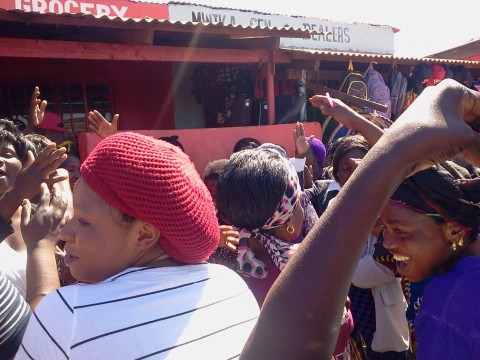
[168,4,394,55]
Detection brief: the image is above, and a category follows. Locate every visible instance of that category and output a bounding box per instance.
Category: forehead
[339,148,366,162]
[73,178,109,210]
[0,141,16,150]
[380,202,429,224]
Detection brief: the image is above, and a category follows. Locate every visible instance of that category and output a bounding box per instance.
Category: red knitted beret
[80,132,219,264]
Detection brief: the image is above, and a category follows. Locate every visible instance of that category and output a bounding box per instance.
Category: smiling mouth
[393,254,411,262]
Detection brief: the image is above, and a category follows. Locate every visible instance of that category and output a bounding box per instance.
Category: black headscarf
[390,162,480,230]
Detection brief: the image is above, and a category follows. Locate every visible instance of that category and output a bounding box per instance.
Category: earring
[286,224,295,234]
[451,237,464,251]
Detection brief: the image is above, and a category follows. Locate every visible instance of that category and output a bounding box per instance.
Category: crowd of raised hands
[0,79,479,359]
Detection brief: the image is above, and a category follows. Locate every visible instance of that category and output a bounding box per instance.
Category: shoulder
[305,179,334,197]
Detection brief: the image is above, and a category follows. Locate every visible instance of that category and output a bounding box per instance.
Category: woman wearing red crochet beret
[15,133,259,359]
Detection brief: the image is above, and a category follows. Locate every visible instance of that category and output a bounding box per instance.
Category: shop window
[0,83,113,147]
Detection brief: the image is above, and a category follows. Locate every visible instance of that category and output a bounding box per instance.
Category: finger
[49,153,68,170]
[111,114,120,128]
[22,150,35,170]
[38,183,51,206]
[39,100,47,113]
[20,199,32,227]
[45,172,69,185]
[226,236,239,245]
[88,111,102,126]
[35,143,57,163]
[31,86,40,101]
[226,242,238,252]
[88,125,100,134]
[92,110,106,122]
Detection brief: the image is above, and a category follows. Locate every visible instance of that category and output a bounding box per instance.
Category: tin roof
[283,48,480,68]
[428,38,480,60]
[0,6,319,38]
[163,1,399,31]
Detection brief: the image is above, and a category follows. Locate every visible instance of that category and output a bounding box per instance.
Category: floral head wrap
[237,153,302,279]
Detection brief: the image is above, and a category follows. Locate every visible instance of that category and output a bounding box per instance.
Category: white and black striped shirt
[0,270,31,358]
[16,264,259,359]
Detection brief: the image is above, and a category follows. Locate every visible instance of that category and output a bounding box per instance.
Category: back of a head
[0,118,34,163]
[25,133,54,154]
[204,159,229,182]
[159,135,185,152]
[332,135,371,183]
[233,137,261,153]
[216,149,288,230]
[80,132,219,264]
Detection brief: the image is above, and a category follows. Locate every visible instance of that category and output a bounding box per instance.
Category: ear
[444,223,467,244]
[133,221,161,251]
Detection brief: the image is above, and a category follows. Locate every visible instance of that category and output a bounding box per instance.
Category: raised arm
[310,95,385,145]
[241,80,480,359]
[22,183,67,308]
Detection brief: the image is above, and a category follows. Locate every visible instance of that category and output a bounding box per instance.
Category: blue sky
[183,0,479,57]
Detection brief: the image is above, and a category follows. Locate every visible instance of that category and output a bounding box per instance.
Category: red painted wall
[78,122,322,176]
[0,57,174,129]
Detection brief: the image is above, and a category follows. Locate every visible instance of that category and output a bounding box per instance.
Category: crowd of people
[0,79,478,359]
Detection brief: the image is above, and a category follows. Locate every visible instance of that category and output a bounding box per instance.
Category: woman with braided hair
[379,163,480,358]
[240,79,480,360]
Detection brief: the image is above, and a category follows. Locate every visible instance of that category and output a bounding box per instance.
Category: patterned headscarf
[389,163,480,230]
[237,155,302,279]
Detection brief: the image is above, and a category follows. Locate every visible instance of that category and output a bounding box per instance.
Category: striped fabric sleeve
[15,288,74,360]
[0,271,31,359]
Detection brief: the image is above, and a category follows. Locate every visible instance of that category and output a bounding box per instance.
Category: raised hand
[382,79,480,174]
[293,122,313,158]
[13,144,67,202]
[218,225,239,252]
[88,110,119,139]
[28,86,47,128]
[21,183,68,249]
[310,94,384,145]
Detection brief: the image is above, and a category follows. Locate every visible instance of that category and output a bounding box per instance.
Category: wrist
[26,237,58,253]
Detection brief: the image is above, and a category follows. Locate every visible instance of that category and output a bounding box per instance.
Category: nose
[381,229,397,250]
[59,218,74,243]
[72,169,80,180]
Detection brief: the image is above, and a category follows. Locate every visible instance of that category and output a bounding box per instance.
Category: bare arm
[22,183,67,308]
[310,95,384,146]
[241,80,480,359]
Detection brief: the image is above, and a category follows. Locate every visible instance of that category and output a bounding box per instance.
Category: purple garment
[291,192,318,244]
[414,256,480,359]
[310,138,326,166]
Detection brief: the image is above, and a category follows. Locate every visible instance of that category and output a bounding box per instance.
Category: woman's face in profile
[379,203,453,282]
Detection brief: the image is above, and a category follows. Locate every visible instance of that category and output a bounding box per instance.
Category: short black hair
[216,149,288,230]
[0,119,35,163]
[159,135,185,152]
[204,159,229,182]
[232,137,261,153]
